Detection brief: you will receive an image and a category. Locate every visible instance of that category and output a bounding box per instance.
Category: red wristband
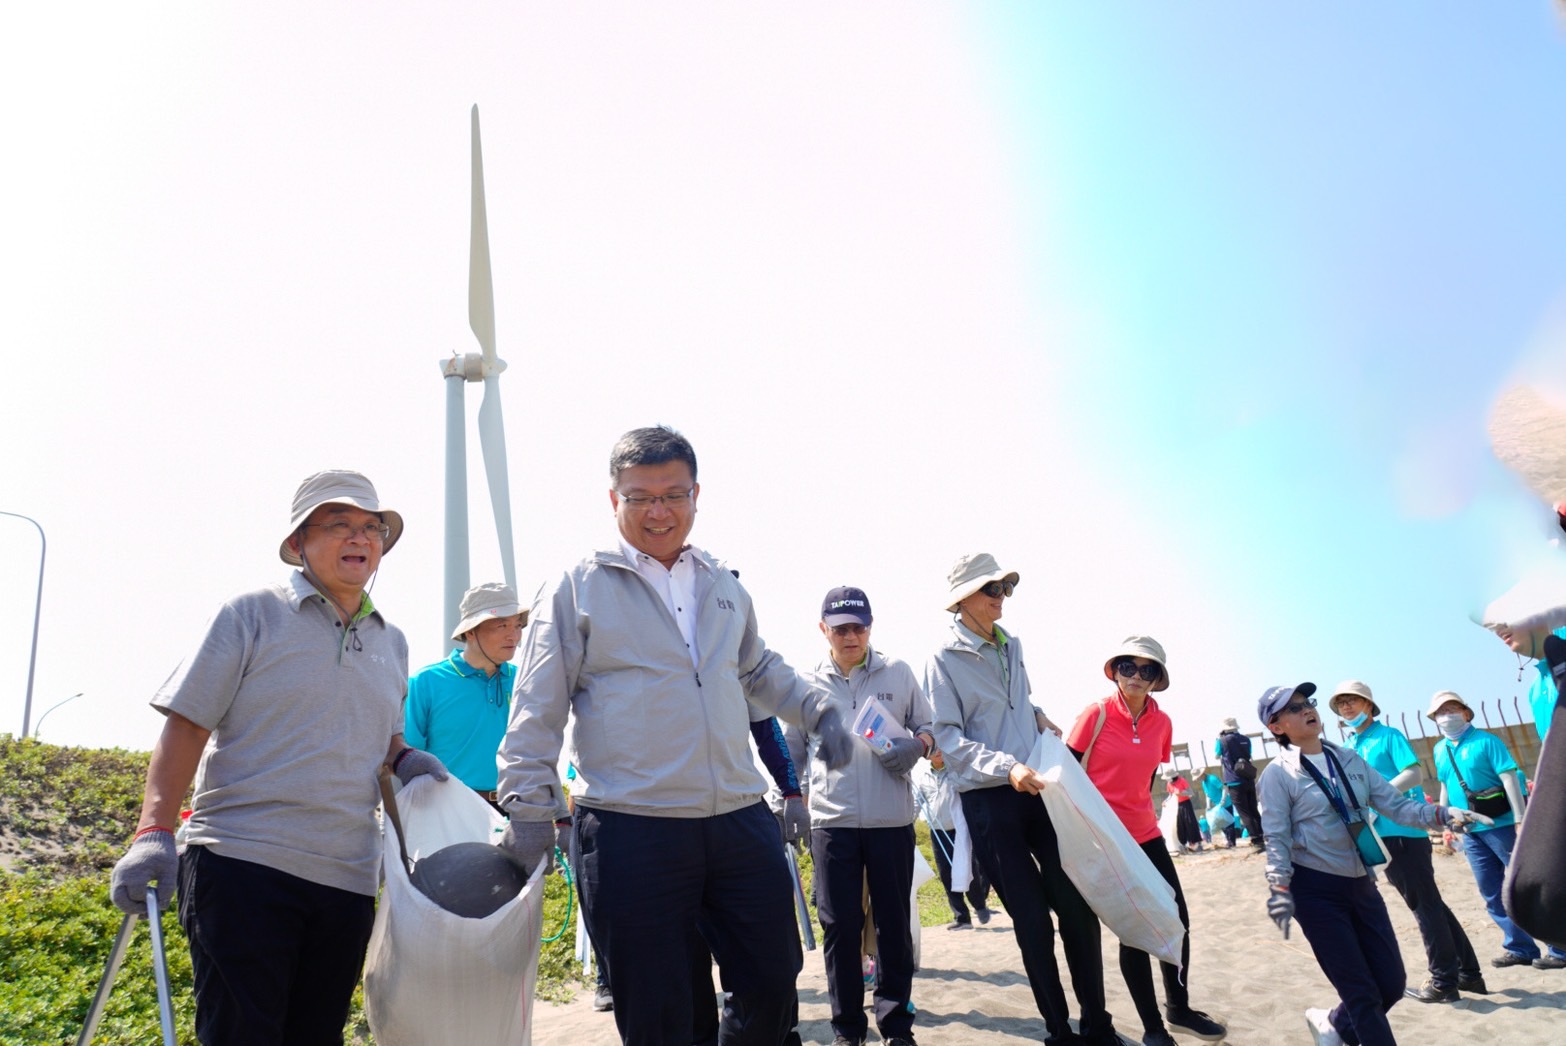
[134,825,174,840]
[391,747,414,772]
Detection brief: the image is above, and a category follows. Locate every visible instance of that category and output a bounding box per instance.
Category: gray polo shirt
[152,571,408,895]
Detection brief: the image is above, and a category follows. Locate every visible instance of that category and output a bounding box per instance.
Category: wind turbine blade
[469,104,496,363]
[444,373,471,645]
[479,374,517,592]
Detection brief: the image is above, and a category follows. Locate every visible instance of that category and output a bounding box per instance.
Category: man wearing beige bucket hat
[927,553,1119,1046]
[406,582,527,805]
[110,469,448,1044]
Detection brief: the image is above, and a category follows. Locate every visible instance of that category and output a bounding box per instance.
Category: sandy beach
[530,843,1566,1044]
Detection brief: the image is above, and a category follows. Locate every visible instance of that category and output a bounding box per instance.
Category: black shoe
[1403,981,1459,1003]
[1142,1032,1178,1046]
[591,985,614,1012]
[1457,975,1490,994]
[947,918,973,931]
[1165,1007,1226,1041]
[1491,952,1533,968]
[884,1039,917,1046]
[975,906,993,925]
[1534,955,1566,970]
[829,1037,864,1046]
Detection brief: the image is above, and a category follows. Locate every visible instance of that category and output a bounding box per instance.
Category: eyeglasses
[829,623,867,637]
[305,520,390,542]
[1112,658,1162,683]
[616,489,694,510]
[979,580,1014,599]
[1272,696,1318,720]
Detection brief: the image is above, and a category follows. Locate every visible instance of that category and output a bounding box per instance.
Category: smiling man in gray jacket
[497,425,852,1046]
[787,586,933,1046]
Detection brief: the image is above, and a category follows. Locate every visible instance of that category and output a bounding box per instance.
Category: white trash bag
[1030,731,1185,969]
[909,848,936,969]
[365,777,546,1046]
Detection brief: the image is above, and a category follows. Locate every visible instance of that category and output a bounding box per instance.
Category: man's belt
[475,788,499,802]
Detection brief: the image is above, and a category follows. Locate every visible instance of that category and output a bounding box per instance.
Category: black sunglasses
[979,580,1014,599]
[1112,658,1162,683]
[1272,696,1318,721]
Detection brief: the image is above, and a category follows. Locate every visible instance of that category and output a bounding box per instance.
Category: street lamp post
[34,692,82,741]
[0,510,46,739]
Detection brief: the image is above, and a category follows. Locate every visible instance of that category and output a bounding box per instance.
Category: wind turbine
[441,104,517,646]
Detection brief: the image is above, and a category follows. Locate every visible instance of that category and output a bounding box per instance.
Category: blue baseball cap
[822,586,873,627]
[1257,681,1317,728]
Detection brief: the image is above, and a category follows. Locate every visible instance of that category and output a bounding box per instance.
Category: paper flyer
[851,699,910,752]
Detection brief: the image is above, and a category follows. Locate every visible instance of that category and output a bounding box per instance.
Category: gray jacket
[497,545,827,822]
[784,649,932,829]
[1258,740,1448,887]
[926,621,1039,792]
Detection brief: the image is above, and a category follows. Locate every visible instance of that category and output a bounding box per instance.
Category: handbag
[1299,746,1388,869]
[1444,743,1512,819]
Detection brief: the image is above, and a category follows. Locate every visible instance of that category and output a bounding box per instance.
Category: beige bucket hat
[1426,690,1473,720]
[1328,679,1380,718]
[451,582,526,641]
[1103,635,1170,692]
[280,469,404,565]
[944,553,1020,613]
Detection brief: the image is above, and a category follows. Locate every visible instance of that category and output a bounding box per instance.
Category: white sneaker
[1304,1007,1343,1046]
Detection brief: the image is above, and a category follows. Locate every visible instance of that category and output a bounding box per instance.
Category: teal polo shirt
[405,650,516,791]
[1433,727,1520,833]
[1343,721,1426,839]
[1526,625,1566,741]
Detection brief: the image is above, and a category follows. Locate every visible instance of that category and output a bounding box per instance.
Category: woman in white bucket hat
[926,553,1120,1046]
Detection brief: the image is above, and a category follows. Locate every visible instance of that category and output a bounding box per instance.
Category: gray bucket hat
[945,553,1020,613]
[1328,679,1380,718]
[1426,690,1473,721]
[280,469,404,565]
[1103,635,1170,692]
[451,582,526,641]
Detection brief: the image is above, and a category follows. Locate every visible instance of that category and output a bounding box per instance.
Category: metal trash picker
[76,885,177,1046]
[782,843,816,952]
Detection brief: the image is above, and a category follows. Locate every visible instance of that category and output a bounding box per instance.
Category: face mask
[1344,711,1369,729]
[1435,713,1468,740]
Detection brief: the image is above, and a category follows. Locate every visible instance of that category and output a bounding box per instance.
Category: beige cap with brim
[451,582,526,641]
[1329,679,1380,718]
[944,553,1020,613]
[1426,690,1473,720]
[280,469,404,565]
[1103,635,1170,692]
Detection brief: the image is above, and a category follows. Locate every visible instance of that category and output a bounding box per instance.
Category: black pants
[931,826,992,921]
[961,785,1113,1044]
[1292,864,1405,1046]
[576,803,801,1046]
[1174,801,1201,847]
[1382,835,1480,990]
[812,824,916,1041]
[1226,780,1264,845]
[177,846,374,1046]
[1119,839,1191,1036]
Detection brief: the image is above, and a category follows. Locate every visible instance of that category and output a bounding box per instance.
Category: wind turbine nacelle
[440,352,507,382]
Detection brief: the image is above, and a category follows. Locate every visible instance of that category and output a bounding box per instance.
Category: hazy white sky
[4,4,1566,762]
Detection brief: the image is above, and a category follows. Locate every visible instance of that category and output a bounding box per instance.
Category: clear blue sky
[3,4,1565,759]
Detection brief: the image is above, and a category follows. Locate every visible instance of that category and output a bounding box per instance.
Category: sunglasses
[1272,696,1318,721]
[979,580,1014,599]
[829,623,867,637]
[1112,658,1162,683]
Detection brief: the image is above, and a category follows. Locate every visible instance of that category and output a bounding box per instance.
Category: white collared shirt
[619,538,699,667]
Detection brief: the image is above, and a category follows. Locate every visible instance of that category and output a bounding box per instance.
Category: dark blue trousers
[576,803,802,1046]
[1291,864,1406,1046]
[176,846,374,1046]
[811,824,916,1041]
[1381,835,1479,990]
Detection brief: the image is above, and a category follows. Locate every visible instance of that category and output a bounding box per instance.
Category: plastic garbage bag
[365,777,545,1046]
[1159,795,1182,854]
[1030,730,1185,969]
[910,848,935,969]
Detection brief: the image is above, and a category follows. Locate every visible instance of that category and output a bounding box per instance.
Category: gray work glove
[1267,885,1293,939]
[876,736,925,777]
[780,795,810,845]
[813,707,854,770]
[1446,807,1493,833]
[393,747,450,786]
[501,817,558,878]
[111,830,179,914]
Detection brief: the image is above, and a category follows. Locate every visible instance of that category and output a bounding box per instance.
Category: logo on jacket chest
[715,597,736,612]
[876,692,895,704]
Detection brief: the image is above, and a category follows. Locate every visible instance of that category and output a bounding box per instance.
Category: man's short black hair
[609,426,698,487]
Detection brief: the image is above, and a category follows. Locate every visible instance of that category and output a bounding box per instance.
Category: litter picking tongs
[783,843,816,952]
[77,886,177,1046]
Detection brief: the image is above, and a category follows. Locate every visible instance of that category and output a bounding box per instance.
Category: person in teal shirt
[1484,622,1566,741]
[405,582,525,801]
[1330,681,1484,1001]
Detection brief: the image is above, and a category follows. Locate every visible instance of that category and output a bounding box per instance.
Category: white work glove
[813,707,854,770]
[392,747,450,785]
[780,795,810,845]
[1267,885,1293,939]
[111,829,179,914]
[876,737,925,777]
[501,817,558,878]
[1446,807,1494,833]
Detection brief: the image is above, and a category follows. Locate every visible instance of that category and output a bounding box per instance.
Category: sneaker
[884,1039,917,1046]
[829,1038,864,1046]
[1165,1007,1225,1041]
[947,919,974,931]
[1403,980,1459,1003]
[1491,952,1533,968]
[1457,975,1490,994]
[975,907,993,925]
[591,985,613,1012]
[1304,1007,1343,1046]
[1534,955,1566,970]
[1142,1031,1177,1046]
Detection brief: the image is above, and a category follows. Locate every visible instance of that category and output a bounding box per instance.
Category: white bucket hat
[280,469,404,565]
[1103,635,1170,692]
[1219,716,1239,733]
[451,582,526,641]
[1329,679,1380,718]
[1426,690,1473,721]
[944,553,1020,613]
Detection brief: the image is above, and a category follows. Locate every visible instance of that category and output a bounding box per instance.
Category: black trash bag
[410,842,530,919]
[1505,635,1566,949]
